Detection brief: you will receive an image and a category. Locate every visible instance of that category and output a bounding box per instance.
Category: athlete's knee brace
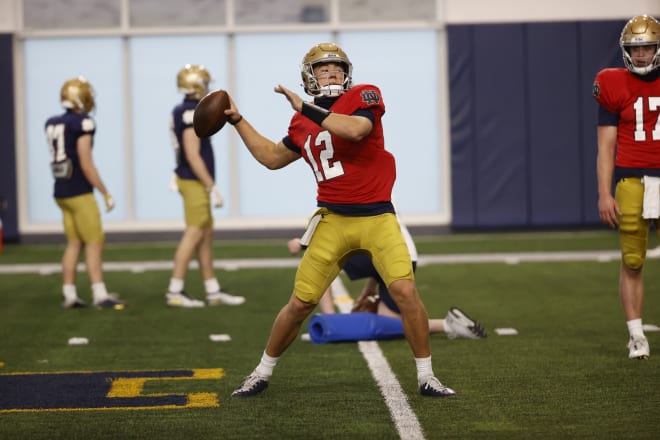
[619,227,647,271]
[618,206,648,270]
[622,251,644,271]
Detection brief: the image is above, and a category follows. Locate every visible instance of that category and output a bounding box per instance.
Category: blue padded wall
[527,23,582,226]
[0,34,17,241]
[449,20,626,229]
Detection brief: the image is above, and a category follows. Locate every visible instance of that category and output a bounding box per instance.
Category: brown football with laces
[193,89,230,138]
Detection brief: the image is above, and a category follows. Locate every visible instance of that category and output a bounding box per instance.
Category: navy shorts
[342,253,417,314]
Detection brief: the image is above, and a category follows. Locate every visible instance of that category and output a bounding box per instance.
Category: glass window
[130,0,227,27]
[339,0,435,23]
[236,0,328,25]
[24,38,125,224]
[129,35,230,221]
[23,0,121,30]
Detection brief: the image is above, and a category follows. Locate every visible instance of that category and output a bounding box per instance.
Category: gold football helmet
[620,15,660,75]
[60,77,96,113]
[177,64,211,99]
[301,42,353,97]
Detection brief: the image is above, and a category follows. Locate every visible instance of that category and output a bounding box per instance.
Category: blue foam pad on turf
[308,312,404,344]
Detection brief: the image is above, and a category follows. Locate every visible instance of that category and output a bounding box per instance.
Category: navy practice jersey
[45,110,96,198]
[170,98,215,180]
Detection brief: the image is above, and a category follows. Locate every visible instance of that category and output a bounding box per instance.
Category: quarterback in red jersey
[226,42,455,398]
[593,15,660,360]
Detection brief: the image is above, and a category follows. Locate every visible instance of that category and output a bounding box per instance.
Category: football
[193,89,230,138]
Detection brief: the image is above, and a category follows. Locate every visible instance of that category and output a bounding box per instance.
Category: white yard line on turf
[0,249,628,275]
[359,341,426,440]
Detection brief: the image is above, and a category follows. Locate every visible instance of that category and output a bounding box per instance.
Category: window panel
[130,0,226,27]
[236,0,328,25]
[24,38,125,224]
[23,0,120,30]
[129,35,230,221]
[339,0,435,22]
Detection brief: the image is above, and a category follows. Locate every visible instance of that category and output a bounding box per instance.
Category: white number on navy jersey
[633,96,660,141]
[303,130,345,182]
[46,123,66,162]
[46,123,73,179]
[169,114,182,164]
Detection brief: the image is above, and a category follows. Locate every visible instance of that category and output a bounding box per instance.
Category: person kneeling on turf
[288,237,487,341]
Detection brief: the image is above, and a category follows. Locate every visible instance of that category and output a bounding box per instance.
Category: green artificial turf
[0,230,659,439]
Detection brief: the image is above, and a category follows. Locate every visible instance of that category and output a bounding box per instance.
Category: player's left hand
[104,193,115,212]
[287,238,303,255]
[209,185,224,208]
[169,173,178,192]
[275,84,303,112]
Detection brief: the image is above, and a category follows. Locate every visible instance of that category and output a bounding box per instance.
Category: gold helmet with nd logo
[60,77,96,113]
[177,64,211,99]
[620,15,660,75]
[300,42,353,97]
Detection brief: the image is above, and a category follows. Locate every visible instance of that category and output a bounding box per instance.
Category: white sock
[168,278,184,294]
[330,277,350,299]
[627,319,644,338]
[254,351,279,378]
[62,284,78,302]
[415,356,434,384]
[204,278,221,295]
[91,282,109,303]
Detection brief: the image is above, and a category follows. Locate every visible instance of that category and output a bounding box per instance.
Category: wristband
[301,102,331,126]
[228,115,243,126]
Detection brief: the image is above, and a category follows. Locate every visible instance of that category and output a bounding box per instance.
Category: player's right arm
[597,125,620,228]
[225,95,300,170]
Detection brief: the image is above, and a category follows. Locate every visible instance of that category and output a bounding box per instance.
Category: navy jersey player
[593,15,660,359]
[45,77,124,309]
[227,42,456,398]
[164,64,245,308]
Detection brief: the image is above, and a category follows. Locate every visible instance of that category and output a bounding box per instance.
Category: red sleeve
[593,68,628,114]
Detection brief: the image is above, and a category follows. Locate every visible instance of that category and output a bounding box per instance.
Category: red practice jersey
[286,84,396,205]
[593,68,660,168]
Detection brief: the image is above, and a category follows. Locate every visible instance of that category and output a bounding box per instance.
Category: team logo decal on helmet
[177,64,211,99]
[60,77,96,113]
[592,81,600,98]
[620,15,660,75]
[301,42,353,97]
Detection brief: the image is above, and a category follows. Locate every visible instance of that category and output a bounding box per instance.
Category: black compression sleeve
[301,102,331,126]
